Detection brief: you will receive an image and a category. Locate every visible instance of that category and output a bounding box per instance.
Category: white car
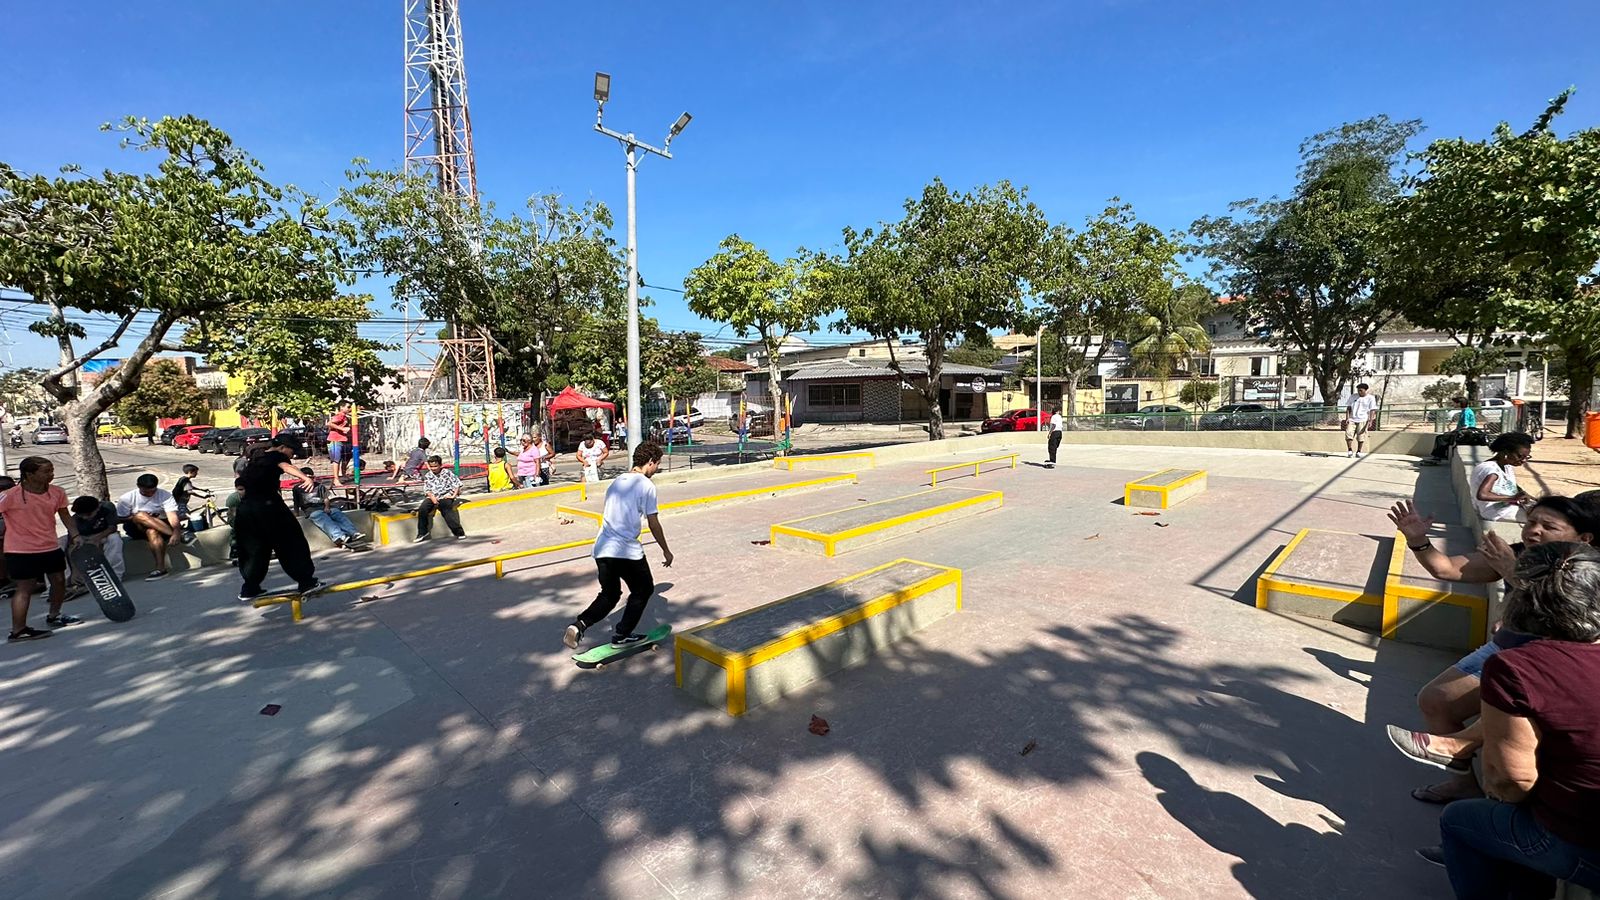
[651,406,704,430]
[32,424,68,445]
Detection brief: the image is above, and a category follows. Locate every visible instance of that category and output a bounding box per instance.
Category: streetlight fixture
[591,71,691,455]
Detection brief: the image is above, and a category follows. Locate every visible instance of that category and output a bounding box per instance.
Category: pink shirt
[0,485,68,553]
[516,444,545,477]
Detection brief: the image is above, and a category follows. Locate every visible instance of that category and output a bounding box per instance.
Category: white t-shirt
[592,472,658,560]
[578,441,607,467]
[1049,413,1063,432]
[116,487,178,518]
[1471,460,1522,521]
[1347,394,1380,423]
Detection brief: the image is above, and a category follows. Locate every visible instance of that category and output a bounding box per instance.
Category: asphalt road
[2,437,289,498]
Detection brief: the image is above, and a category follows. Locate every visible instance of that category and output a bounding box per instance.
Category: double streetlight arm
[591,72,691,456]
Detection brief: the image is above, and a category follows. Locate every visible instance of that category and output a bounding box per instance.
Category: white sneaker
[1346,451,1355,458]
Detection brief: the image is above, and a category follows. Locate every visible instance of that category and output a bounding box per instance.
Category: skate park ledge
[1124,469,1208,509]
[773,452,876,473]
[675,558,962,716]
[770,488,1002,557]
[370,482,587,545]
[1257,528,1488,651]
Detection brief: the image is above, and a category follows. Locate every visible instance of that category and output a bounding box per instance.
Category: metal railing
[1050,405,1514,434]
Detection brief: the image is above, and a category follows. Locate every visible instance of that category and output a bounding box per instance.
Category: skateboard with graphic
[572,624,673,669]
[69,542,135,622]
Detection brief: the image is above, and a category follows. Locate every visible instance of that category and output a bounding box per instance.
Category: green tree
[1193,116,1423,405]
[187,293,394,419]
[945,340,1005,368]
[342,168,623,402]
[710,347,747,362]
[1434,346,1509,401]
[0,116,348,497]
[1036,202,1184,418]
[1128,284,1213,379]
[0,367,51,421]
[1421,378,1463,409]
[554,301,709,412]
[1398,91,1600,437]
[1178,379,1219,410]
[684,235,834,419]
[836,179,1049,439]
[111,359,207,436]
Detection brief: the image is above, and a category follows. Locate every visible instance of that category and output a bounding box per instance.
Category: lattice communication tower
[403,0,496,400]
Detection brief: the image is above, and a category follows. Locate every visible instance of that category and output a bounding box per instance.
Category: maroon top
[1482,640,1600,849]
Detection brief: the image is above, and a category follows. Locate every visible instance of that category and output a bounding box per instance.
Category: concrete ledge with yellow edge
[1381,529,1489,652]
[556,469,856,525]
[1123,468,1208,510]
[370,482,587,545]
[770,487,1002,557]
[772,451,876,473]
[1255,528,1391,633]
[925,453,1018,486]
[253,536,599,622]
[675,559,962,716]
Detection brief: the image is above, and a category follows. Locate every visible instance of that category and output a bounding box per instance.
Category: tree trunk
[1315,370,1340,412]
[1065,372,1080,423]
[65,403,112,499]
[767,360,783,437]
[1564,359,1594,440]
[924,336,946,440]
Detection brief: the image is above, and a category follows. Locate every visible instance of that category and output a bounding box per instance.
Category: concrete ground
[0,442,1467,899]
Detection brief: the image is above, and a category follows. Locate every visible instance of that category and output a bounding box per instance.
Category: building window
[1191,357,1216,376]
[1376,350,1405,372]
[857,348,867,357]
[807,383,862,407]
[1250,356,1267,376]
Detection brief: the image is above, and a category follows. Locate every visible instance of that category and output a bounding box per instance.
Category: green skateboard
[572,624,673,669]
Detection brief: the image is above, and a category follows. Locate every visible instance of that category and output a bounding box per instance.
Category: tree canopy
[836,179,1049,439]
[112,359,207,433]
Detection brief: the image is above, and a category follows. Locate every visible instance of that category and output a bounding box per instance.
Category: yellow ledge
[1381,529,1488,644]
[770,489,1002,557]
[773,452,876,471]
[675,558,962,716]
[373,482,587,544]
[1123,468,1207,509]
[562,473,858,525]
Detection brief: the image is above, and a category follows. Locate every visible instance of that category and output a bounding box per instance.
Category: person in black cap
[233,433,324,602]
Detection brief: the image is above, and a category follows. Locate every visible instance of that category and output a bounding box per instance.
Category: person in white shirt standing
[1046,405,1064,468]
[574,430,610,483]
[115,473,182,580]
[1343,383,1381,458]
[563,442,674,650]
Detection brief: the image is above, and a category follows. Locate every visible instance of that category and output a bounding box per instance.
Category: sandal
[1411,783,1481,805]
[7,627,51,642]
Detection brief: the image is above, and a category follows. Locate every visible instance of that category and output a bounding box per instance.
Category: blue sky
[5,0,1600,368]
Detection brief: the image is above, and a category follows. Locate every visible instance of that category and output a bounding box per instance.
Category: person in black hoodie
[233,434,324,602]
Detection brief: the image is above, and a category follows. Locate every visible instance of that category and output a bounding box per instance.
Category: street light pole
[591,72,691,457]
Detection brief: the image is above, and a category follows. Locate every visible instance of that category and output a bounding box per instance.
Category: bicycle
[1518,406,1546,442]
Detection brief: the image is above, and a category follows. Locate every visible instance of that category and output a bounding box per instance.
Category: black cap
[136,474,159,489]
[270,433,306,455]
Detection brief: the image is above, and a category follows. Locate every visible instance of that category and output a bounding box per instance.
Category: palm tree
[1128,286,1213,391]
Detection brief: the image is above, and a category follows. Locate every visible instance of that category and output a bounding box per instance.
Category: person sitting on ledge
[1386,496,1598,807]
[1435,542,1600,897]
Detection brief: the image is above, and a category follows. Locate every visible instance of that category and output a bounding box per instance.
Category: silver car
[32,425,68,445]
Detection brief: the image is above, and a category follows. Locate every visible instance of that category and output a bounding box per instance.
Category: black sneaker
[1415,846,1444,868]
[298,579,327,595]
[610,632,648,647]
[563,622,585,650]
[145,569,169,582]
[237,588,265,603]
[45,614,83,627]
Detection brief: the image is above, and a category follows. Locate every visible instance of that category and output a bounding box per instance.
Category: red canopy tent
[545,387,616,451]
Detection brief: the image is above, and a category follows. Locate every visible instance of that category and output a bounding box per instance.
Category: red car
[172,425,214,449]
[980,408,1047,433]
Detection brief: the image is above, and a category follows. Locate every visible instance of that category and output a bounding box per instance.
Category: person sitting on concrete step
[115,473,183,581]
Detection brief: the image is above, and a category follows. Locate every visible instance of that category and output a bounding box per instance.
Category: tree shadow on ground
[9,562,1446,898]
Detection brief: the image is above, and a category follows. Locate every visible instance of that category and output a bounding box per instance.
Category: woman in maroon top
[1440,541,1600,898]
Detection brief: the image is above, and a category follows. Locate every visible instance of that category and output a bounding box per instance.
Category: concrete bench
[1382,529,1489,651]
[770,488,1002,557]
[1124,468,1208,509]
[675,559,962,716]
[925,453,1017,486]
[371,482,586,545]
[557,471,856,525]
[1257,529,1389,632]
[773,452,875,473]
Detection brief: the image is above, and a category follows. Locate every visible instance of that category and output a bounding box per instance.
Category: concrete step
[770,487,1002,556]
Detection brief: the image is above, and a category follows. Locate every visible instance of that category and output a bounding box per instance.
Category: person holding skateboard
[234,435,324,603]
[66,495,125,579]
[563,441,674,650]
[0,457,82,641]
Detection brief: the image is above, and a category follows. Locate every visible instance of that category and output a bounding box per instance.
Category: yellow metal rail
[925,453,1018,486]
[253,537,598,622]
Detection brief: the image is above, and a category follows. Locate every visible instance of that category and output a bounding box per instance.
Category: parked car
[1111,405,1189,430]
[1198,404,1272,430]
[729,407,774,436]
[651,406,705,430]
[221,427,272,456]
[173,425,214,449]
[32,424,68,445]
[980,409,1037,433]
[158,424,188,445]
[651,423,694,443]
[197,428,239,453]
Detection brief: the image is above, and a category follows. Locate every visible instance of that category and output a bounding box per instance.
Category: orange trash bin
[1585,411,1600,450]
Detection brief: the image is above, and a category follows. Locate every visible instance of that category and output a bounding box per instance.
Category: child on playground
[563,441,674,650]
[487,447,517,492]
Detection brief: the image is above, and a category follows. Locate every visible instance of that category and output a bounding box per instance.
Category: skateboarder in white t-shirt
[563,442,674,649]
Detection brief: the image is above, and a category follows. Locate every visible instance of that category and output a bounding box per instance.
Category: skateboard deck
[69,543,135,622]
[572,624,673,669]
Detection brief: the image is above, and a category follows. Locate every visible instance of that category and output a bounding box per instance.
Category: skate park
[0,430,1566,899]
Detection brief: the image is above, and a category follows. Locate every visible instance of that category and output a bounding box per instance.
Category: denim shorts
[1453,629,1539,678]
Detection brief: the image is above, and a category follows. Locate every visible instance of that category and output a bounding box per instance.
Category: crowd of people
[1386,478,1600,897]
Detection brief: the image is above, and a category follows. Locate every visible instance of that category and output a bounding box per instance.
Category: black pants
[235,497,316,594]
[576,556,654,637]
[1047,430,1062,464]
[416,497,464,538]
